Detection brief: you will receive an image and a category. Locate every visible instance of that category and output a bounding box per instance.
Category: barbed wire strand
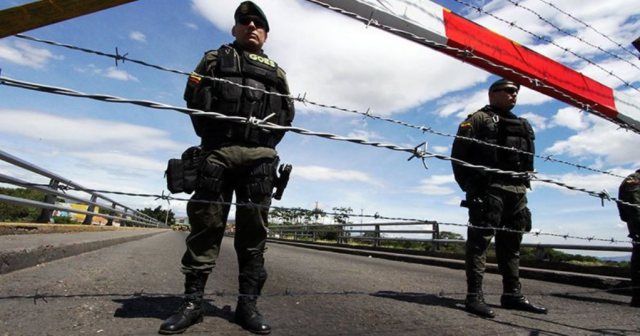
[17,180,639,246]
[303,0,640,130]
[18,286,639,304]
[502,0,640,74]
[532,0,640,60]
[397,0,640,90]
[3,74,639,214]
[10,34,632,180]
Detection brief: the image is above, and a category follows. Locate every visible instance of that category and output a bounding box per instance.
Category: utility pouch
[165,146,205,194]
[181,146,204,193]
[165,159,185,194]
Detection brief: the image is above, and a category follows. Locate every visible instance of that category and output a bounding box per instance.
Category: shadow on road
[371,290,460,309]
[113,295,234,322]
[549,292,630,306]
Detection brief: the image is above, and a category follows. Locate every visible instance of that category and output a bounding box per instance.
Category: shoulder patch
[188,72,202,86]
[459,121,472,129]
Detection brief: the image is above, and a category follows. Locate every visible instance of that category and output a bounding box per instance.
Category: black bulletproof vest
[477,106,535,174]
[197,45,287,148]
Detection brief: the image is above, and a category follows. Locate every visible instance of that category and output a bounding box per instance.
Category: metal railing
[268,222,632,256]
[0,149,163,227]
[269,221,440,249]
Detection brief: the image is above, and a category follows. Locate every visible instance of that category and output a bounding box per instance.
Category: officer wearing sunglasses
[451,78,547,318]
[160,2,294,335]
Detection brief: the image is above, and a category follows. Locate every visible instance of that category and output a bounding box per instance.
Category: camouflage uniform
[617,169,640,307]
[452,102,545,316]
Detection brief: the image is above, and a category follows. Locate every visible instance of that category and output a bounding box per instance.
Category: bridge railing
[268,221,441,250]
[0,149,163,228]
[268,222,632,256]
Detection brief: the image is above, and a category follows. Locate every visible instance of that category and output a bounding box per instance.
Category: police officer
[451,78,547,318]
[617,169,640,307]
[159,2,294,334]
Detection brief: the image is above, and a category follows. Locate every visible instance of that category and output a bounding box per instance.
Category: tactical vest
[476,106,535,183]
[193,44,291,148]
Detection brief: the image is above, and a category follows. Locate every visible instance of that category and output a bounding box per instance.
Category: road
[0,231,638,335]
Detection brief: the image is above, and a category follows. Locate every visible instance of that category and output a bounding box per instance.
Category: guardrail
[0,149,163,227]
[268,222,633,256]
[269,221,440,248]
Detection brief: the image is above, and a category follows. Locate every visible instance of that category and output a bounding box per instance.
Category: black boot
[236,248,270,334]
[501,281,547,314]
[235,296,271,334]
[159,273,208,335]
[465,291,495,318]
[501,293,547,314]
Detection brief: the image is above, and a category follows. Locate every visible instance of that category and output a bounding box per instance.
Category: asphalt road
[0,231,638,336]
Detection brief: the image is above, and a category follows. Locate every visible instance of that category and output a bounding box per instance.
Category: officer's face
[232,16,268,53]
[489,85,519,111]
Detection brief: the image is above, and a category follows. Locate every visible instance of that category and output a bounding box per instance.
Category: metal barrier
[269,221,440,250]
[268,222,633,256]
[0,149,163,227]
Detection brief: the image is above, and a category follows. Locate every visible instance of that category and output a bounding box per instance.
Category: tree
[0,187,47,222]
[137,206,175,225]
[332,206,353,224]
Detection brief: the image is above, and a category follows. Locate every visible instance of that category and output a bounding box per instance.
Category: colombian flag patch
[188,72,202,86]
[459,122,472,129]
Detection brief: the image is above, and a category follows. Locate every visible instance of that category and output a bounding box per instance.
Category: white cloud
[520,112,547,132]
[294,165,380,186]
[0,40,63,69]
[549,107,589,130]
[432,145,449,154]
[129,31,147,43]
[346,129,383,142]
[412,174,456,196]
[184,22,198,30]
[104,66,139,81]
[545,114,640,166]
[0,109,184,153]
[533,169,633,196]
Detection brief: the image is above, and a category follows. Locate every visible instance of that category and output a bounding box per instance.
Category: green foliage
[0,187,47,222]
[332,206,353,224]
[137,206,175,225]
[269,207,316,225]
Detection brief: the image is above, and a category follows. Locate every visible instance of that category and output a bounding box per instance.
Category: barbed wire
[504,0,640,73]
[3,74,640,215]
[14,180,638,246]
[12,34,629,180]
[531,0,640,61]
[303,0,640,133]
[15,286,640,304]
[400,0,640,91]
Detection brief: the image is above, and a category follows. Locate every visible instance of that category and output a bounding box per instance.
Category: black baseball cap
[489,78,520,92]
[234,1,270,32]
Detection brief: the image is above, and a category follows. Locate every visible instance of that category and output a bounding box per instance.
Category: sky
[1,0,639,257]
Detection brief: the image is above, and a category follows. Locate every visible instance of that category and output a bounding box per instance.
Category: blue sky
[1,0,639,256]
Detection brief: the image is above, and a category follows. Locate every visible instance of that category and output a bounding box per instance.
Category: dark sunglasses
[237,16,267,29]
[492,87,519,94]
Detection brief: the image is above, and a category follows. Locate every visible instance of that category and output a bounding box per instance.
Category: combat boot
[501,293,547,314]
[159,273,208,334]
[235,296,271,334]
[464,292,495,318]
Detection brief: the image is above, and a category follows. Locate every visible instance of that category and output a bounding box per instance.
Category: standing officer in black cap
[160,1,294,334]
[617,169,640,307]
[451,78,547,318]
